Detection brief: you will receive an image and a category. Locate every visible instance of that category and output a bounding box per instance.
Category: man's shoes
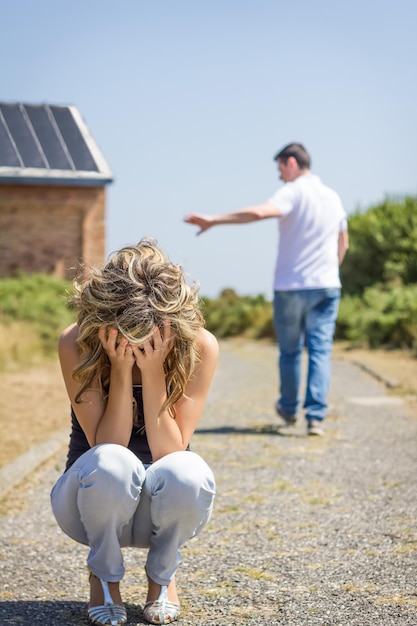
[307,420,324,436]
[275,401,297,426]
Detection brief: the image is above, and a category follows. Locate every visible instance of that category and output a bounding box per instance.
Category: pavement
[0,340,416,625]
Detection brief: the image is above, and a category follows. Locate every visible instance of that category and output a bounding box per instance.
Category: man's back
[270,173,346,290]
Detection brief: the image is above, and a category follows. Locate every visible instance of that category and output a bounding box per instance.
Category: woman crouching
[51,237,218,625]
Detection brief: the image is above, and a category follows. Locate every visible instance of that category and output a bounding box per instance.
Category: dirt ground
[0,359,69,468]
[1,341,417,469]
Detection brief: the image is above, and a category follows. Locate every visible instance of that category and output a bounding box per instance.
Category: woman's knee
[147,451,216,507]
[82,444,146,500]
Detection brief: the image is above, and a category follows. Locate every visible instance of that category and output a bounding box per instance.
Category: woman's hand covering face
[98,326,135,372]
[133,320,174,372]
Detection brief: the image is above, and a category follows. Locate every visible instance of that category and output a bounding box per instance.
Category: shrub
[200,289,275,340]
[336,284,417,349]
[340,196,417,295]
[0,273,75,359]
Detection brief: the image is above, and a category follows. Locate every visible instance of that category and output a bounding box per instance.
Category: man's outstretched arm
[184,202,281,235]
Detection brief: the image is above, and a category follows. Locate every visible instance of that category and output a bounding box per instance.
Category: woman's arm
[58,323,136,447]
[135,325,219,461]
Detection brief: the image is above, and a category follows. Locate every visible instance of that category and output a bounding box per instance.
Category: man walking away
[184,143,349,436]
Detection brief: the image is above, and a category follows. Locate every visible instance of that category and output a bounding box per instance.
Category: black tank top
[65,385,161,470]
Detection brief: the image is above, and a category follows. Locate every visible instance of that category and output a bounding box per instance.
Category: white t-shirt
[269,173,347,291]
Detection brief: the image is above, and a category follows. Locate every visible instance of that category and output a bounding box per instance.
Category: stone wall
[0,184,106,279]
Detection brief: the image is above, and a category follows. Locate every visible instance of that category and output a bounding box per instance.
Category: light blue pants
[273,288,341,422]
[50,444,215,585]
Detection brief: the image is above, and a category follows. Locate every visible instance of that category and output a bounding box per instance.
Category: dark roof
[0,103,113,186]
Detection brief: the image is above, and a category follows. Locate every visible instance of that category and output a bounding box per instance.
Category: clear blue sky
[2,1,416,298]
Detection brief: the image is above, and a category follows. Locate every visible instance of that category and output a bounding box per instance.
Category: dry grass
[332,341,417,397]
[0,320,44,369]
[0,359,68,468]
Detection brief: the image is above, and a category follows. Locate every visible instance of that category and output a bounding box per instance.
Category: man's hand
[184,214,215,235]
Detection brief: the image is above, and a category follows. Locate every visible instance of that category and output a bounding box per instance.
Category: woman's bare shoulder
[197,327,219,357]
[58,323,79,354]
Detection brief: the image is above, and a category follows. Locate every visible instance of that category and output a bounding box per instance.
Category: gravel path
[0,340,416,625]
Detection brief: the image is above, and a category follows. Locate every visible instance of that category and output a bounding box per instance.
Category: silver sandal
[88,574,127,626]
[143,585,180,624]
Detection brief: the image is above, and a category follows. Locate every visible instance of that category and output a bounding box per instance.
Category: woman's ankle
[89,572,123,607]
[146,575,178,604]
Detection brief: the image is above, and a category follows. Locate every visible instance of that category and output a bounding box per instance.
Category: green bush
[340,196,417,295]
[337,284,417,349]
[0,273,75,357]
[200,289,275,340]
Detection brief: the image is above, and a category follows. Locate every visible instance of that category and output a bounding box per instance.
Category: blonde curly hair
[70,237,204,418]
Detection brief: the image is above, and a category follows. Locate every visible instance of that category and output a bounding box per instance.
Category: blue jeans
[273,288,341,422]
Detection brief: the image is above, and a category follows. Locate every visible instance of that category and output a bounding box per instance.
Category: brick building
[0,103,113,279]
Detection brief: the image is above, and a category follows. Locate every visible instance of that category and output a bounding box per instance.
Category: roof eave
[0,166,114,187]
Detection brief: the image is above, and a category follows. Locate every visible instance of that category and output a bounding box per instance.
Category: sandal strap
[143,586,180,624]
[88,603,127,624]
[88,576,127,625]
